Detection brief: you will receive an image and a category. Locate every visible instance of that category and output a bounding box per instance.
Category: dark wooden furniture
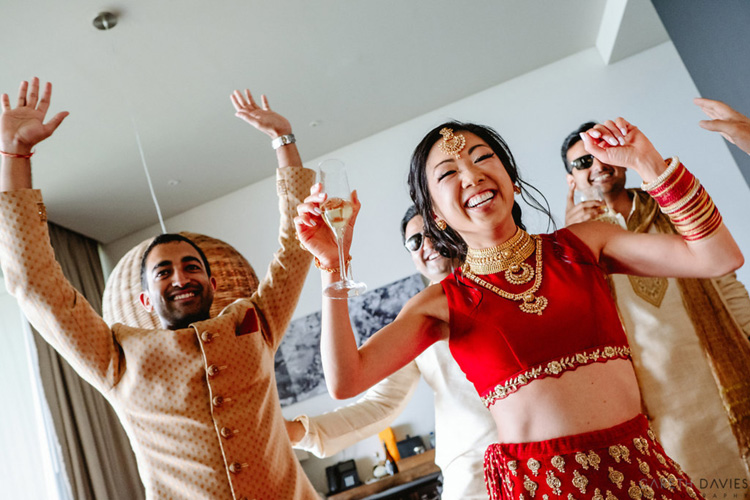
[327,449,442,500]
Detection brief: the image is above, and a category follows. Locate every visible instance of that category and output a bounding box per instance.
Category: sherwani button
[212,395,224,407]
[229,462,243,474]
[220,427,235,439]
[200,331,214,343]
[207,364,219,377]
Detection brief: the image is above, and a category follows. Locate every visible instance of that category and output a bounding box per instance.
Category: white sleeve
[291,360,421,457]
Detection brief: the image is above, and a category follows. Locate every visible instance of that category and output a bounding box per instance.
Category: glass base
[324,280,367,299]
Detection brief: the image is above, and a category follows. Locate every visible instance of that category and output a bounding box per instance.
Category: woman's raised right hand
[294,183,361,269]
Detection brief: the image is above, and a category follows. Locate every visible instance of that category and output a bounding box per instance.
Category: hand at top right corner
[230,89,292,139]
[695,97,750,155]
[1,77,68,155]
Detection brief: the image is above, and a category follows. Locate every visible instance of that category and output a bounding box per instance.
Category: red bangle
[0,149,34,159]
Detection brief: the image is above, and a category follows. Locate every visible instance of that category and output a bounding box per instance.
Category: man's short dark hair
[561,121,598,174]
[400,205,420,244]
[140,233,212,291]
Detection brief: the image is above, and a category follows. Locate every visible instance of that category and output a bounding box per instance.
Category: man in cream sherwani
[0,78,318,499]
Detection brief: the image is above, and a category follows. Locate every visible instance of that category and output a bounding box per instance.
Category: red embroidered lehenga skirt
[484,414,703,500]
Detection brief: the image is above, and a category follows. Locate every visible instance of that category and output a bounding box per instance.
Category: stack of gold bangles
[642,157,723,241]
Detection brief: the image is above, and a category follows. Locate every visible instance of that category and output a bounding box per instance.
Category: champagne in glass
[575,185,620,225]
[321,197,354,235]
[319,159,367,298]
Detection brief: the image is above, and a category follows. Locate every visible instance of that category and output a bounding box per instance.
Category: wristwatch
[271,134,296,150]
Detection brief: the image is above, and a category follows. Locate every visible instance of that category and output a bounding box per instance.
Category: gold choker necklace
[461,232,548,315]
[464,228,536,284]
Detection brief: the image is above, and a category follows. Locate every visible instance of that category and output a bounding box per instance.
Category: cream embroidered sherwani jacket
[0,167,319,500]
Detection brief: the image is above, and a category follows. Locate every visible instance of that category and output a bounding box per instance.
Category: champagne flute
[319,159,367,299]
[575,185,619,225]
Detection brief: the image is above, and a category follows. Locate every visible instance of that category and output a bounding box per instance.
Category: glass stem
[335,230,348,283]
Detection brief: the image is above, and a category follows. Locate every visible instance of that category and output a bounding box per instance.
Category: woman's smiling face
[425,131,517,247]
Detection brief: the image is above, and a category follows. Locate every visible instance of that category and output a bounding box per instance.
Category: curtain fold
[29,222,143,500]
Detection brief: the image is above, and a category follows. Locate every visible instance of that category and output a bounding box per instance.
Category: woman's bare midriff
[489,358,642,443]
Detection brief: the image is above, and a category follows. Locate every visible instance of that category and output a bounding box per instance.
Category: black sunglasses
[569,154,595,171]
[404,232,424,252]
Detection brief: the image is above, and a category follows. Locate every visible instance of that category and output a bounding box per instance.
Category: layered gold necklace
[461,228,548,315]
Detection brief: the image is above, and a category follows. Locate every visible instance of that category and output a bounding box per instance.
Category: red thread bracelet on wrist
[0,149,34,159]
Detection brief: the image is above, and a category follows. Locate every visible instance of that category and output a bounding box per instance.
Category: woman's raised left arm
[570,118,743,278]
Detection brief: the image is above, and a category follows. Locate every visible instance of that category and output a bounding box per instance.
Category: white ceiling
[0,0,668,243]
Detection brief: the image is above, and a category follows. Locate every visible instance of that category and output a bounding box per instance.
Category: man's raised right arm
[0,78,122,391]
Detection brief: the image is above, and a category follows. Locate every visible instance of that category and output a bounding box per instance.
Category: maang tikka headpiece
[438,128,466,158]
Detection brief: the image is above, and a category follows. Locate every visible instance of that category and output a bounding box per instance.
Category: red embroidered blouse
[441,228,631,408]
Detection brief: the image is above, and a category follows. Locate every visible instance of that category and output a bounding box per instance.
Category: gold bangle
[314,256,352,273]
[642,156,680,191]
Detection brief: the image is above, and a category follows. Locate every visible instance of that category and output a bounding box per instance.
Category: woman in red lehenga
[295,118,742,500]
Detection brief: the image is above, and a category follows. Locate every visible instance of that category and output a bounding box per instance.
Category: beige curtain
[29,222,144,500]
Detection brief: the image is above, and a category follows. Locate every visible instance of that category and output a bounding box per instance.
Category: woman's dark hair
[408,121,553,262]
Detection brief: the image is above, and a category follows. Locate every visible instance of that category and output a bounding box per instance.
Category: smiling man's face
[139,241,216,330]
[565,140,627,196]
[404,215,453,283]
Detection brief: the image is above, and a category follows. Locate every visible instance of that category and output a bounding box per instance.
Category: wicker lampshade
[102,232,259,329]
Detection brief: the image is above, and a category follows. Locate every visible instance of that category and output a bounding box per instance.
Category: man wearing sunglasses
[561,122,750,495]
[286,206,496,500]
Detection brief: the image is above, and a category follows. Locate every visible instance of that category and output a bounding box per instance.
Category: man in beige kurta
[562,121,750,498]
[0,80,318,499]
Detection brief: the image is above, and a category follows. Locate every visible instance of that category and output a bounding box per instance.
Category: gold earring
[513,185,521,194]
[435,218,447,231]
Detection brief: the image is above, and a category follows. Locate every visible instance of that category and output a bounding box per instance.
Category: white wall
[103,41,750,492]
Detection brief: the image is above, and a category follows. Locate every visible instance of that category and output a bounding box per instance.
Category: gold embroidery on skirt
[633,437,650,456]
[619,445,632,464]
[588,451,602,470]
[656,471,671,492]
[609,445,623,463]
[575,452,589,470]
[640,481,655,500]
[605,490,618,500]
[551,455,565,473]
[528,458,541,476]
[628,481,643,500]
[572,470,588,494]
[524,475,538,498]
[508,460,519,476]
[636,458,653,479]
[546,470,563,495]
[667,474,680,491]
[609,467,625,489]
[593,488,604,500]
